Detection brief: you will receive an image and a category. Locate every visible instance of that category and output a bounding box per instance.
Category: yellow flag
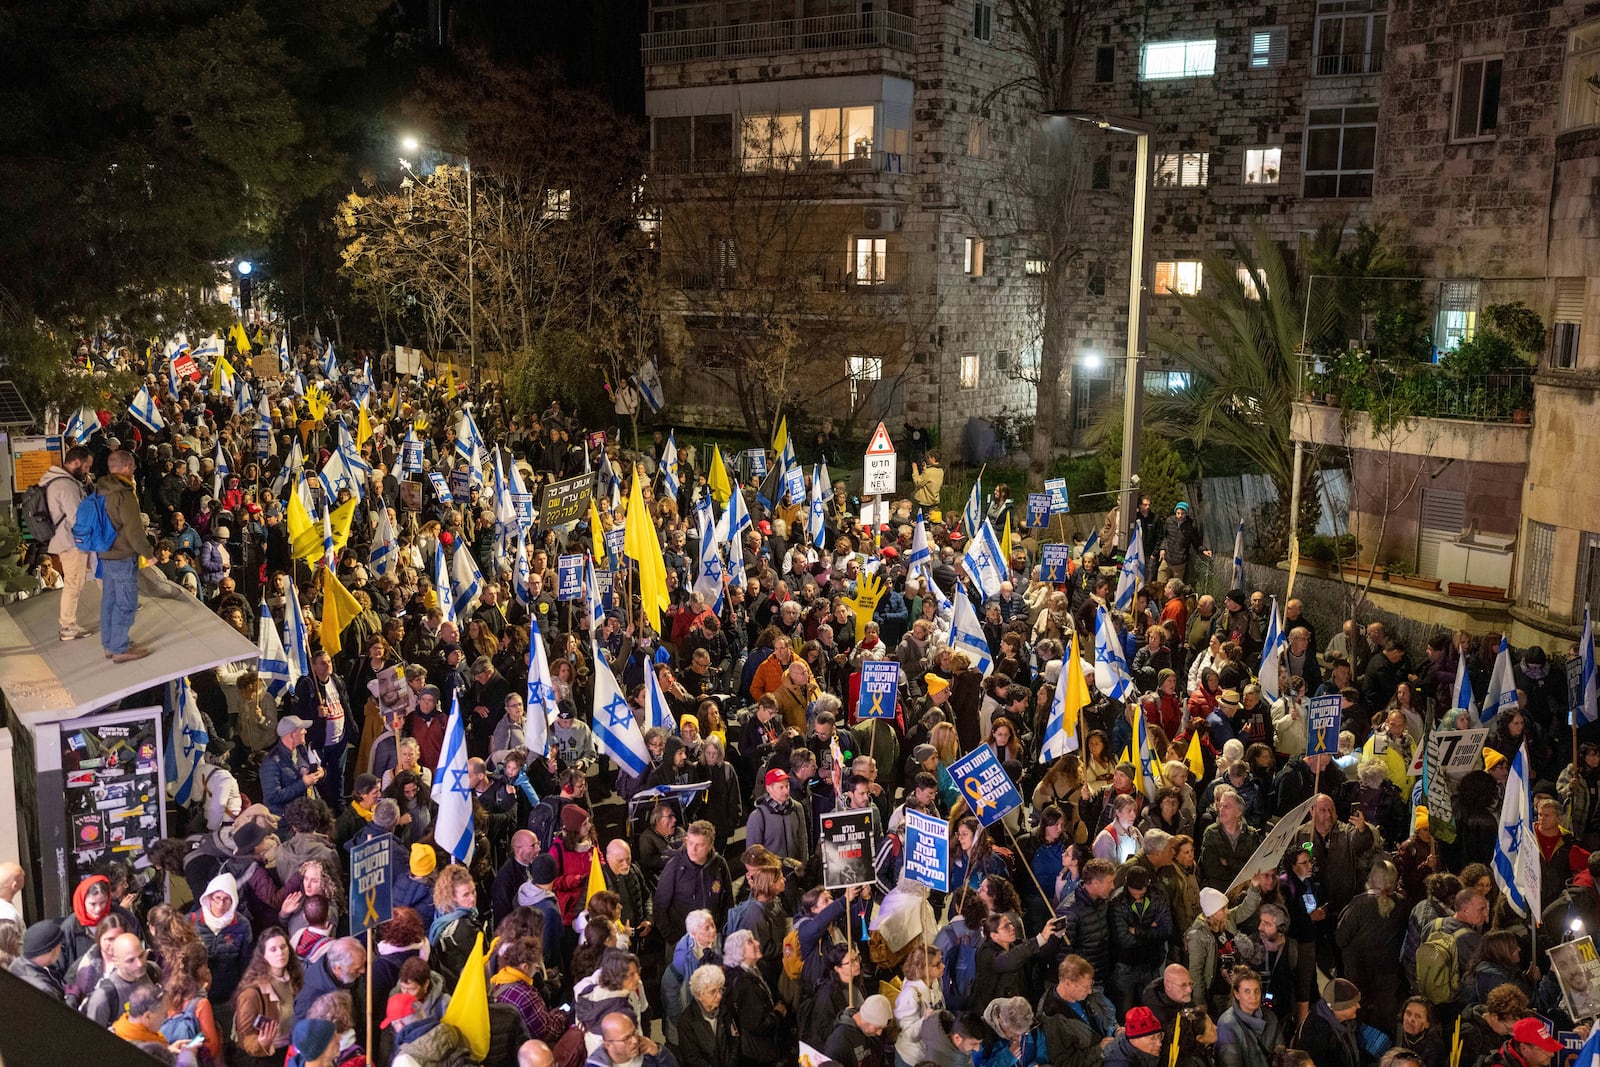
[708,445,731,506]
[1169,1011,1181,1067]
[252,325,267,345]
[357,403,373,448]
[586,846,607,905]
[772,414,788,454]
[442,364,458,397]
[589,498,607,564]
[319,565,362,657]
[287,482,315,556]
[228,322,252,355]
[1061,628,1090,750]
[441,932,491,1060]
[1449,1016,1462,1067]
[296,499,356,564]
[625,473,670,623]
[1002,512,1013,561]
[211,352,236,395]
[1185,728,1206,780]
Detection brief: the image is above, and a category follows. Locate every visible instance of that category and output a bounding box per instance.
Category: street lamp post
[401,135,476,388]
[1045,110,1154,541]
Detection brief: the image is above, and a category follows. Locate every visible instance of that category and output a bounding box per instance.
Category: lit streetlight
[398,133,476,386]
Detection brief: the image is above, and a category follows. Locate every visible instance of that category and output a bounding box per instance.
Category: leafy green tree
[1096,414,1189,518]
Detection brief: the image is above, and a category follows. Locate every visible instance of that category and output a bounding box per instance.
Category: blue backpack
[159,995,202,1043]
[71,493,118,554]
[941,925,983,1010]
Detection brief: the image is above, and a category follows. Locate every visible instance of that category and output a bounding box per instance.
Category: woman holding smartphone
[1279,845,1327,1025]
[230,927,302,1067]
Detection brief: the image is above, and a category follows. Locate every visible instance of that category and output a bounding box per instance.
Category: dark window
[973,0,993,42]
[1087,263,1107,296]
[1091,158,1111,189]
[1454,57,1503,139]
[1095,45,1115,83]
[696,114,734,172]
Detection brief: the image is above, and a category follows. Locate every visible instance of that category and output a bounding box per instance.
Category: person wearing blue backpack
[90,449,154,662]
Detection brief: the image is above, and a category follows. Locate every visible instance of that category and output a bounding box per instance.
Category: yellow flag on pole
[287,483,316,557]
[1185,728,1206,780]
[1002,512,1013,562]
[625,473,670,623]
[228,322,252,355]
[708,445,731,507]
[296,499,355,564]
[1061,628,1090,751]
[357,403,373,448]
[586,845,607,905]
[441,932,491,1060]
[318,565,363,657]
[589,498,607,565]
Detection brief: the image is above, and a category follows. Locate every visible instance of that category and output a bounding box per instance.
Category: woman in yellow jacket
[911,451,944,509]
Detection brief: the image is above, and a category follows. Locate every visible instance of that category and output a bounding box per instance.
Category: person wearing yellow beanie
[925,673,951,701]
[409,843,437,877]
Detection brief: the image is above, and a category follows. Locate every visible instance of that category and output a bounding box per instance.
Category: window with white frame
[1155,260,1203,295]
[541,189,571,220]
[1563,22,1600,130]
[1025,258,1050,275]
[1580,531,1600,622]
[1552,277,1584,369]
[1434,279,1480,356]
[1303,105,1377,198]
[964,237,985,276]
[1453,56,1503,140]
[1144,370,1192,394]
[960,354,981,389]
[973,0,993,42]
[810,106,876,166]
[741,112,803,171]
[1523,519,1556,612]
[848,356,883,405]
[1251,27,1287,68]
[1244,147,1282,184]
[852,237,887,286]
[1155,152,1210,187]
[1314,0,1386,76]
[1237,265,1266,300]
[1140,40,1217,80]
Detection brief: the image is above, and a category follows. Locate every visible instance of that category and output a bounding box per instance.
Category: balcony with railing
[1313,51,1384,77]
[642,11,916,65]
[662,249,912,296]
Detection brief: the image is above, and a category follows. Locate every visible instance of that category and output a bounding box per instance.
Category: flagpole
[365,928,374,1059]
[1002,822,1054,913]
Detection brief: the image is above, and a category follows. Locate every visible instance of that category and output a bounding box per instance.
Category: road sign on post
[862,422,897,497]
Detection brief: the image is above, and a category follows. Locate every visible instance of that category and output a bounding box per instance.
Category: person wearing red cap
[745,768,809,865]
[1482,1017,1564,1067]
[1104,1005,1165,1067]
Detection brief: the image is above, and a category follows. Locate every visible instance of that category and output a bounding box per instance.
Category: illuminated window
[741,112,803,171]
[1156,152,1209,187]
[541,189,570,219]
[848,356,883,405]
[964,237,985,276]
[960,354,981,388]
[852,237,887,285]
[1244,147,1282,184]
[1251,27,1287,68]
[810,106,876,166]
[1237,265,1266,299]
[1154,260,1203,296]
[1434,279,1480,356]
[1141,40,1217,80]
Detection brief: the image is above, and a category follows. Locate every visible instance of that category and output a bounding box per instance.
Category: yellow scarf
[489,966,533,987]
[352,800,375,821]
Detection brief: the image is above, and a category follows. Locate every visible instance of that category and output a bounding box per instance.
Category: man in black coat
[465,656,511,759]
[293,651,351,807]
[653,820,732,945]
[490,830,538,926]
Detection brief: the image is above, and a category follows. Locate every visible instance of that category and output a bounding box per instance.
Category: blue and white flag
[213,440,231,498]
[455,410,487,487]
[1581,604,1598,726]
[234,378,253,419]
[193,333,222,362]
[1480,636,1518,724]
[692,495,725,613]
[1573,1017,1600,1067]
[318,447,360,503]
[1040,662,1079,761]
[434,546,457,627]
[256,602,292,699]
[130,386,166,432]
[370,504,398,579]
[909,516,932,570]
[63,406,99,443]
[591,642,651,778]
[1452,648,1477,721]
[598,449,622,511]
[1113,524,1145,612]
[525,612,558,756]
[584,554,606,632]
[430,691,475,864]
[450,541,483,620]
[512,528,532,608]
[322,341,340,382]
[962,478,984,538]
[1134,702,1161,803]
[491,450,519,573]
[273,439,304,501]
[948,582,994,676]
[960,518,1008,602]
[277,327,289,374]
[284,588,311,683]
[1258,595,1287,702]
[660,432,680,501]
[1493,743,1539,918]
[635,356,665,414]
[256,393,274,457]
[354,357,372,407]
[643,658,674,732]
[165,677,210,807]
[293,369,308,397]
[807,464,828,550]
[1081,527,1101,561]
[724,484,751,588]
[1231,521,1246,592]
[1094,606,1134,700]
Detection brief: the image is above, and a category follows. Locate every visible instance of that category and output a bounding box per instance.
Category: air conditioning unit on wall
[863,207,901,231]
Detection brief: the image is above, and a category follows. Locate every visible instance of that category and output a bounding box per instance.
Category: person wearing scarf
[60,874,122,964]
[192,871,254,1006]
[427,864,483,987]
[488,935,571,1043]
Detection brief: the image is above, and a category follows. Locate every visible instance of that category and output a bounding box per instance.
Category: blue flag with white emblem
[430,691,475,864]
[525,612,558,756]
[591,641,651,778]
[165,677,210,807]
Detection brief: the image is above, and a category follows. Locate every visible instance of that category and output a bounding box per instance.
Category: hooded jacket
[39,465,86,554]
[915,1011,977,1067]
[192,871,253,1003]
[514,883,564,970]
[1102,1032,1159,1067]
[98,473,154,561]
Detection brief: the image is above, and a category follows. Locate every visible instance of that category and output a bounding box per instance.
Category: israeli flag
[512,528,532,607]
[1113,524,1145,611]
[598,449,621,511]
[693,495,725,613]
[1581,604,1598,726]
[130,386,166,432]
[1452,647,1477,721]
[319,501,336,570]
[724,488,750,589]
[257,602,292,699]
[337,419,371,480]
[591,641,651,778]
[165,677,210,807]
[322,341,340,382]
[370,504,398,579]
[257,392,274,450]
[1481,636,1519,724]
[455,410,487,486]
[293,370,308,397]
[525,612,558,755]
[1231,521,1246,591]
[193,333,222,362]
[960,518,1008,602]
[807,464,828,549]
[921,563,953,616]
[430,691,475,864]
[1081,527,1101,561]
[273,439,304,500]
[234,378,253,419]
[1094,606,1133,700]
[660,432,680,501]
[213,441,232,498]
[1258,595,1287,703]
[643,657,674,732]
[584,553,606,632]
[63,406,99,443]
[354,357,372,407]
[1493,743,1539,917]
[450,542,483,620]
[166,345,183,401]
[434,546,457,627]
[948,582,994,676]
[277,327,289,373]
[284,587,311,684]
[492,451,519,573]
[318,447,358,502]
[962,479,984,538]
[636,356,665,414]
[1040,655,1080,761]
[1134,703,1162,803]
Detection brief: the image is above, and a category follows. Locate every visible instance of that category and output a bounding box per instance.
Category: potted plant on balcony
[1384,559,1442,592]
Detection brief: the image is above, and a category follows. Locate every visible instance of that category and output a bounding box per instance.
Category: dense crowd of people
[3,334,1596,1067]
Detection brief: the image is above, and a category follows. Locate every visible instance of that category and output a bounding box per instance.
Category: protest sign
[946,745,1023,828]
[1044,478,1070,514]
[401,439,423,473]
[821,809,876,888]
[1429,728,1490,776]
[427,471,452,504]
[1026,494,1051,529]
[539,473,594,528]
[1040,543,1071,583]
[448,468,472,501]
[513,492,535,527]
[349,835,393,935]
[557,555,583,601]
[1227,796,1315,893]
[1549,937,1600,1022]
[902,809,949,892]
[857,660,899,720]
[1307,694,1341,757]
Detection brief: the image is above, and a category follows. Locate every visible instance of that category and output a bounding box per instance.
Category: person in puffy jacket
[191,872,254,1006]
[654,821,733,946]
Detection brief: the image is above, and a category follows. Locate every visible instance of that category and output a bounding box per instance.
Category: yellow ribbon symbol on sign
[363,888,379,929]
[1311,723,1328,754]
[963,776,994,819]
[867,689,885,718]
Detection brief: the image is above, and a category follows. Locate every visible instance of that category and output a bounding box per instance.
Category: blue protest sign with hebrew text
[1041,543,1071,583]
[903,808,949,891]
[428,471,453,503]
[557,554,583,601]
[349,834,393,935]
[946,745,1023,827]
[1308,693,1342,757]
[1026,494,1051,529]
[857,660,900,720]
[1045,478,1070,514]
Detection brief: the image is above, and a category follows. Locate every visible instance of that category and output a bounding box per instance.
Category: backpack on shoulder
[71,493,117,554]
[21,483,57,544]
[942,926,983,1011]
[1414,918,1467,1005]
[159,996,203,1043]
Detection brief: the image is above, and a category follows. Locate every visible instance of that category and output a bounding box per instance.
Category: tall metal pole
[1119,130,1152,541]
[466,160,477,389]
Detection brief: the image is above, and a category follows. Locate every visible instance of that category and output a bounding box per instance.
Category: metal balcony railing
[1313,51,1384,76]
[663,254,909,295]
[642,11,916,64]
[1301,357,1534,423]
